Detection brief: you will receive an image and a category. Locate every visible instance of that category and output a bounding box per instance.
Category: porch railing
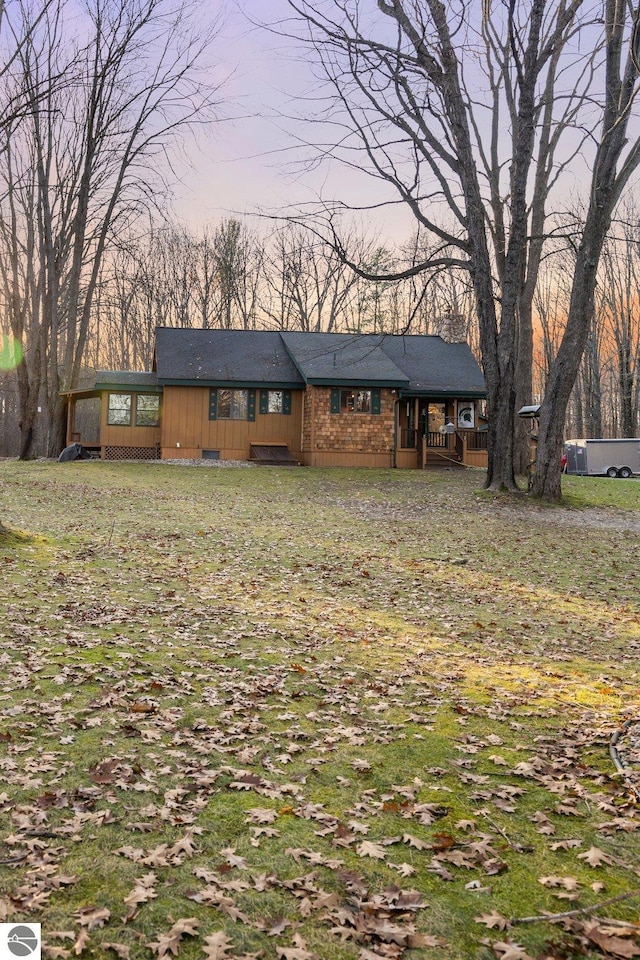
[400,428,417,448]
[401,427,486,454]
[466,431,488,450]
[400,429,457,449]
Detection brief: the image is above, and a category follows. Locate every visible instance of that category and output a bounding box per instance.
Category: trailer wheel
[606,466,619,478]
[618,466,633,479]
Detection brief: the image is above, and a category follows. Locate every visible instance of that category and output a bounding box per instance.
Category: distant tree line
[3,205,640,459]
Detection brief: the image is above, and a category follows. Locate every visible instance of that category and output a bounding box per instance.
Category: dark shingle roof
[95,371,159,390]
[382,336,486,396]
[65,370,159,395]
[280,332,409,386]
[153,328,485,397]
[154,328,303,387]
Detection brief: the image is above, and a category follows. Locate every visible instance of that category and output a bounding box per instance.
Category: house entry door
[425,402,447,447]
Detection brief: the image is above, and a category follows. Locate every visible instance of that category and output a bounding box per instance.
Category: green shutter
[259,389,269,415]
[248,389,256,421]
[283,390,292,415]
[208,389,217,420]
[371,388,381,415]
[330,387,340,414]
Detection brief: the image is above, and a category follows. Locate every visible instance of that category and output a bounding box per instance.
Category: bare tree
[211,219,264,329]
[0,0,223,458]
[596,213,640,437]
[262,223,364,331]
[276,0,640,496]
[532,0,640,498]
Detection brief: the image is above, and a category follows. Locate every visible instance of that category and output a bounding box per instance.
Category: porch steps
[424,450,465,469]
[250,443,300,466]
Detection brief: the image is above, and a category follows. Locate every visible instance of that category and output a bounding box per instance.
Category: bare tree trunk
[535,238,604,498]
[280,0,588,491]
[0,0,222,460]
[533,0,640,499]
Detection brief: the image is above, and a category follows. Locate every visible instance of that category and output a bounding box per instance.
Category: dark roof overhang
[158,379,303,390]
[306,377,408,388]
[399,388,486,399]
[62,374,161,397]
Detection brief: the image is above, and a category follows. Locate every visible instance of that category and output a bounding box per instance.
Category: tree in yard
[593,211,640,437]
[532,1,640,498]
[279,0,640,497]
[0,0,223,458]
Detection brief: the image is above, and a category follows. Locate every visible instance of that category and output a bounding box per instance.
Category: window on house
[331,387,381,415]
[135,394,160,426]
[217,388,248,419]
[267,390,283,413]
[341,389,372,413]
[107,393,132,426]
[259,389,292,415]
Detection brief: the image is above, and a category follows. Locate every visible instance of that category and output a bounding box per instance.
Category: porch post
[66,396,73,445]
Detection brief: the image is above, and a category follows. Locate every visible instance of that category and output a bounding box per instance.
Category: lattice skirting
[104,445,160,461]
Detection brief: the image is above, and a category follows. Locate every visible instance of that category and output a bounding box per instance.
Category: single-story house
[63,328,487,469]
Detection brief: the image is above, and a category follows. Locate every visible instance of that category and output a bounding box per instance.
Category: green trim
[400,390,486,400]
[306,377,407,388]
[159,378,302,389]
[65,382,161,397]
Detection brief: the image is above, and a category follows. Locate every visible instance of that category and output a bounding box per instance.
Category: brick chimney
[436,312,467,343]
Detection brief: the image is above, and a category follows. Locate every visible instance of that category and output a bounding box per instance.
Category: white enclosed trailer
[564,438,640,478]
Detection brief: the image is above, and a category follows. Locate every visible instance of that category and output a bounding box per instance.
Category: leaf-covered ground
[0,460,639,960]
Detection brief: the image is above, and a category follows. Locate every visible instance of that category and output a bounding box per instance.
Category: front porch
[396,397,488,470]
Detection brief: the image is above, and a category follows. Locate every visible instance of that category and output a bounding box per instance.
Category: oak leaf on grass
[202,932,234,959]
[356,840,387,860]
[577,845,614,867]
[584,924,640,958]
[475,911,509,930]
[147,917,199,958]
[485,939,535,960]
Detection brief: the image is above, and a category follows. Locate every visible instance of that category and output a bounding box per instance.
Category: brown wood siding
[161,386,303,461]
[301,451,395,468]
[395,450,419,469]
[463,449,488,468]
[100,394,160,449]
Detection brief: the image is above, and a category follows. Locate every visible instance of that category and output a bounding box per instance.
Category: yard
[0,460,639,960]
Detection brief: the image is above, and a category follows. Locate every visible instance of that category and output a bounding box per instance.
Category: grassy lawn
[0,460,639,960]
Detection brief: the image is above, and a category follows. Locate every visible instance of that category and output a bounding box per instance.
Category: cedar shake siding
[300,386,396,468]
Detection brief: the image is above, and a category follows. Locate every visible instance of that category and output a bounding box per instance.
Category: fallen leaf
[577,846,614,867]
[148,918,199,957]
[203,932,234,959]
[585,924,640,958]
[475,911,510,930]
[356,840,387,860]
